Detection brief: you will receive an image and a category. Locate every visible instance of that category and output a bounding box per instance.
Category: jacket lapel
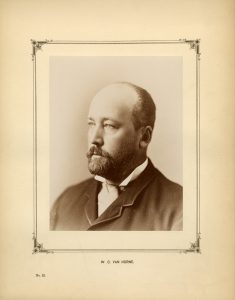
[84,180,100,226]
[89,160,157,228]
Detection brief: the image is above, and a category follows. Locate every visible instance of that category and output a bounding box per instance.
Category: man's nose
[89,126,104,146]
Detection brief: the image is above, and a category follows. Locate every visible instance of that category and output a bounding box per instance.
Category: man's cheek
[104,138,120,150]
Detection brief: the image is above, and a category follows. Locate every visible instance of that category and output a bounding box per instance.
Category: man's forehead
[90,83,138,108]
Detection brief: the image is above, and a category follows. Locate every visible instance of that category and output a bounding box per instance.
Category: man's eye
[88,121,95,127]
[104,124,116,129]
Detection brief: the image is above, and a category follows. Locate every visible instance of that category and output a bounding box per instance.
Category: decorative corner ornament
[32,234,54,254]
[184,234,201,253]
[179,39,201,55]
[31,39,53,60]
[188,39,200,53]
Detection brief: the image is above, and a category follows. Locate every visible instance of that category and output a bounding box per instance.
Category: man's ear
[139,126,153,148]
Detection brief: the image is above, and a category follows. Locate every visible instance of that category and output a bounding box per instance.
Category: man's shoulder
[59,177,96,198]
[152,168,182,198]
[147,164,183,208]
[68,177,96,190]
[53,177,96,210]
[50,177,96,230]
[147,161,182,191]
[155,169,182,192]
[148,166,183,230]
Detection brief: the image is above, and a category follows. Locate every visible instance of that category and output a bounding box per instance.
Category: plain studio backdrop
[50,56,182,205]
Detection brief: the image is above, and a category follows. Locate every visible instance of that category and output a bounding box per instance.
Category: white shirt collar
[95,158,148,187]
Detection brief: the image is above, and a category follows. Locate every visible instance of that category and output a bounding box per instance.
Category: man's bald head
[91,82,156,131]
[120,82,156,130]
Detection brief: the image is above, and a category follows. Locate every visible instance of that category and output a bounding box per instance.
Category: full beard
[86,145,136,182]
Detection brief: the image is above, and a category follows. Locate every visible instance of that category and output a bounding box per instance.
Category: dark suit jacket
[50,160,183,231]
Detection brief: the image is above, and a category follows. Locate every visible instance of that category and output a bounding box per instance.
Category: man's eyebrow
[102,118,123,126]
[88,117,121,124]
[103,118,120,123]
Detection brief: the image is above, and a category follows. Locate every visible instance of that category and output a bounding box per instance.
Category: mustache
[86,146,111,159]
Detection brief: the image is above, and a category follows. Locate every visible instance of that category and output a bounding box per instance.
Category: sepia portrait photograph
[49,56,183,232]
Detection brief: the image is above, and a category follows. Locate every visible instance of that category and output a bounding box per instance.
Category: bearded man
[50,82,183,231]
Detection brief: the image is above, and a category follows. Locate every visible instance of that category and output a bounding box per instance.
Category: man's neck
[98,156,148,186]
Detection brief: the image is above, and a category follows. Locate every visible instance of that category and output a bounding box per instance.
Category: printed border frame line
[31,39,201,254]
